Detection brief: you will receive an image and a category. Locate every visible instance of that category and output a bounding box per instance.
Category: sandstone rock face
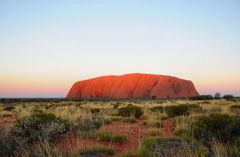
[67,73,199,99]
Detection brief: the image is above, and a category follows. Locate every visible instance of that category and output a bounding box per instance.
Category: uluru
[67,73,199,99]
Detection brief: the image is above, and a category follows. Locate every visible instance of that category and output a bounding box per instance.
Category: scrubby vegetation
[138,137,208,157]
[80,131,128,143]
[165,105,189,117]
[193,114,240,145]
[0,98,240,157]
[12,112,71,143]
[118,104,143,118]
[191,95,213,100]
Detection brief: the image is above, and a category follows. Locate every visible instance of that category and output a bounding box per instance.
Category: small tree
[214,92,221,99]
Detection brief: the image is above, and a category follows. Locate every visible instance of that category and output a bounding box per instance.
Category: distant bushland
[191,95,213,100]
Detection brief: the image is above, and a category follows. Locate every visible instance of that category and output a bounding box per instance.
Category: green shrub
[165,105,189,117]
[91,108,100,114]
[112,103,120,109]
[160,115,168,120]
[193,114,240,145]
[118,105,143,119]
[151,106,164,112]
[12,112,71,143]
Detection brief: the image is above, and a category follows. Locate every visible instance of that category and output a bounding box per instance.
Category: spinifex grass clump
[80,131,128,143]
[187,104,203,113]
[118,104,143,118]
[193,114,240,145]
[73,117,112,134]
[12,112,71,143]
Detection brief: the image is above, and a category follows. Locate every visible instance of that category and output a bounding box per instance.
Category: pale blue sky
[0,0,240,97]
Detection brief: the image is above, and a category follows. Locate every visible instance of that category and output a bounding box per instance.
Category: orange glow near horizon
[0,72,239,97]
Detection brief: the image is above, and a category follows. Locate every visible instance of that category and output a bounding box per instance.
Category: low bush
[91,108,100,114]
[151,106,164,113]
[118,105,143,119]
[165,105,189,117]
[12,112,71,143]
[193,114,240,145]
[112,103,120,109]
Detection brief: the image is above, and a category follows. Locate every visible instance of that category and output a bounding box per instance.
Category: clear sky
[0,0,240,97]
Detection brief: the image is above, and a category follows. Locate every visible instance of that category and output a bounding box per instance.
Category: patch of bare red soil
[57,121,148,156]
[100,120,148,153]
[0,115,16,126]
[58,119,175,156]
[161,118,175,137]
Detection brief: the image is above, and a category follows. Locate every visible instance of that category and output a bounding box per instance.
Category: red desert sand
[67,73,199,98]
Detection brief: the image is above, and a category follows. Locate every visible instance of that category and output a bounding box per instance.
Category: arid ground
[1,97,240,157]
